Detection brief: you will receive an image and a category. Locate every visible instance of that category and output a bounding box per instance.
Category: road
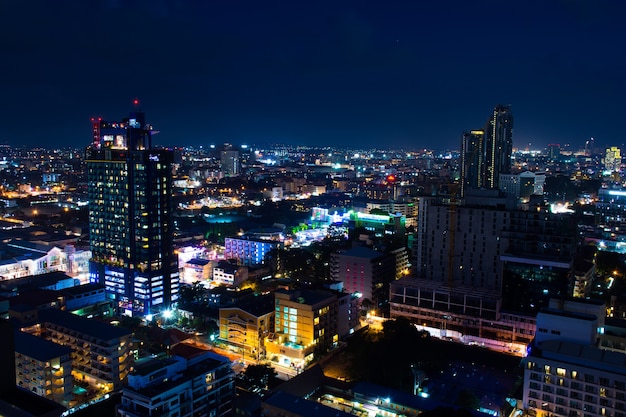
[191,338,297,379]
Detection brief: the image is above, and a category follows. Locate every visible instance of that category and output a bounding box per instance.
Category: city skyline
[1,1,625,151]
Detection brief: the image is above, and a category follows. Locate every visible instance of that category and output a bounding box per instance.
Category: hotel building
[15,307,133,392]
[523,298,626,417]
[86,110,179,316]
[118,350,235,417]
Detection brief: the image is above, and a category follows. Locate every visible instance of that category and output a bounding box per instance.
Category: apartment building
[523,298,626,417]
[16,308,133,392]
[224,236,282,266]
[218,294,275,361]
[330,246,396,314]
[118,350,235,417]
[14,330,73,405]
[266,289,340,369]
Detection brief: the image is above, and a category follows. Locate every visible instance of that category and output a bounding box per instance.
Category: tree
[455,389,480,411]
[178,281,208,305]
[242,364,277,390]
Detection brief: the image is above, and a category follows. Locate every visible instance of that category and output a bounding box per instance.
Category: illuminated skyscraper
[484,104,513,189]
[604,146,621,172]
[86,110,179,316]
[459,105,513,196]
[460,129,485,197]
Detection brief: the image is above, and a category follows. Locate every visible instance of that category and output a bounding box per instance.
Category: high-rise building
[605,146,622,172]
[86,111,179,316]
[460,105,513,196]
[460,129,485,197]
[484,104,513,189]
[546,143,561,161]
[219,143,240,177]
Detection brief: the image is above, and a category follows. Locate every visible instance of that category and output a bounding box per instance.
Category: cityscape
[0,103,625,417]
[2,2,626,417]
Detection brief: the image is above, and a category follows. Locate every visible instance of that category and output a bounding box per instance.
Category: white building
[0,242,91,283]
[212,261,247,287]
[499,171,545,200]
[523,298,626,417]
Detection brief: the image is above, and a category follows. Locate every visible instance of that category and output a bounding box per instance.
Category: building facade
[499,171,546,201]
[17,308,133,392]
[460,105,513,196]
[220,144,240,177]
[118,352,235,417]
[522,299,626,417]
[266,289,341,369]
[224,236,282,266]
[330,246,396,311]
[14,331,73,405]
[86,111,179,316]
[218,297,274,362]
[460,129,485,197]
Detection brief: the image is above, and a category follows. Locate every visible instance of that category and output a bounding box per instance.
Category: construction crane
[446,182,460,289]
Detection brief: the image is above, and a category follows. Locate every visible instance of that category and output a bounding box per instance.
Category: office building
[395,191,577,354]
[501,210,577,314]
[86,111,179,316]
[212,260,248,287]
[414,194,508,291]
[547,143,561,161]
[596,188,626,239]
[180,258,212,286]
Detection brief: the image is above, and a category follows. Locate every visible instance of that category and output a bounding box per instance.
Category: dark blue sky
[1,0,625,151]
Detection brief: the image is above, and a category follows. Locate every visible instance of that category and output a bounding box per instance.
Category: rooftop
[263,391,353,417]
[39,308,131,341]
[275,289,336,307]
[338,246,384,260]
[185,258,211,266]
[61,282,106,296]
[14,330,73,361]
[0,271,74,292]
[534,340,626,375]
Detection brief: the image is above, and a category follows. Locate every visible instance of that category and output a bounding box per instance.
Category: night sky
[1,0,625,151]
